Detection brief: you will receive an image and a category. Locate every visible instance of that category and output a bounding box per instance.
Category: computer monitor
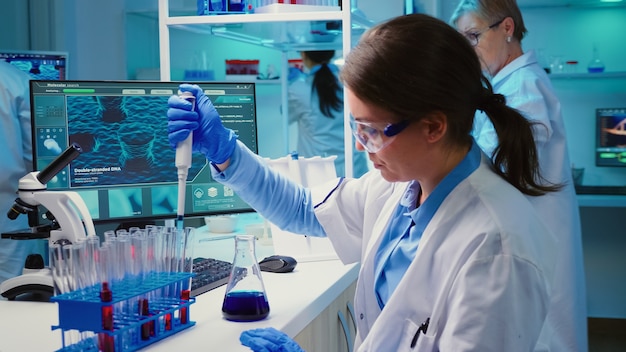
[596,107,626,167]
[29,80,258,227]
[0,50,68,80]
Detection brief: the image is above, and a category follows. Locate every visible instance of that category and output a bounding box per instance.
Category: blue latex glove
[167,83,237,164]
[240,327,305,352]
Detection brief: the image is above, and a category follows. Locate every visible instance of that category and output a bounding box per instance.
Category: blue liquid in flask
[222,235,270,322]
[222,291,270,322]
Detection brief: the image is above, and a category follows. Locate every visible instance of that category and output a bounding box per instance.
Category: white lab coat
[288,69,369,177]
[473,51,588,352]
[0,62,47,284]
[312,152,558,352]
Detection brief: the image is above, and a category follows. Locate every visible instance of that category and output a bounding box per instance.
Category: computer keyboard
[191,257,233,297]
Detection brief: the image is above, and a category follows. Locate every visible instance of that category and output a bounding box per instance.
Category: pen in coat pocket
[410,317,430,348]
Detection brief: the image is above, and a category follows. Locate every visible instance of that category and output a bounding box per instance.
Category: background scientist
[287,50,369,177]
[451,0,588,350]
[0,61,47,285]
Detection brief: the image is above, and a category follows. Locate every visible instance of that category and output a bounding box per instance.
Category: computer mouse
[259,255,297,273]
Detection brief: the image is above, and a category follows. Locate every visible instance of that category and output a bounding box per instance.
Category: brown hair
[340,14,558,196]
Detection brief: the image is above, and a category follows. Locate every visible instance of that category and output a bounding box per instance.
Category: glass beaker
[549,55,564,74]
[221,235,270,322]
[587,44,605,73]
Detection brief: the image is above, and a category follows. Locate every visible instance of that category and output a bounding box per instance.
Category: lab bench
[0,258,359,351]
[576,195,626,319]
[576,194,626,208]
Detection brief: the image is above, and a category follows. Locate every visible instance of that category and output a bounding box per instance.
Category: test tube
[145,228,158,338]
[49,241,81,347]
[146,230,157,275]
[116,233,132,282]
[102,237,118,293]
[162,227,177,331]
[132,232,152,340]
[131,232,147,281]
[70,240,86,292]
[103,230,116,243]
[67,239,98,349]
[151,226,169,335]
[115,233,134,350]
[49,241,72,295]
[86,235,101,292]
[97,244,116,352]
[179,227,195,324]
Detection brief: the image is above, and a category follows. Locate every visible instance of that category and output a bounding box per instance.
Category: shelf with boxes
[159,0,373,55]
[162,8,359,52]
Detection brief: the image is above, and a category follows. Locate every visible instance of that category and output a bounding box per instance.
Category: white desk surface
[0,259,359,352]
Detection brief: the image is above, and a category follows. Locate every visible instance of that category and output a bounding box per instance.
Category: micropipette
[175,91,195,231]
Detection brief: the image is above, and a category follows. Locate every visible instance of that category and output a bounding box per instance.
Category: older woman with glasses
[451,1,587,351]
[168,13,561,352]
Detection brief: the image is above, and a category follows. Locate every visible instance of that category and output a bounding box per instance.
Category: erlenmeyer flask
[222,235,270,321]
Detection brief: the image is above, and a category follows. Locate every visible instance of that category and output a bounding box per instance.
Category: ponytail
[479,78,562,196]
[305,51,342,118]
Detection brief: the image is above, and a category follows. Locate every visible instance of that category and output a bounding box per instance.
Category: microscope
[0,143,96,300]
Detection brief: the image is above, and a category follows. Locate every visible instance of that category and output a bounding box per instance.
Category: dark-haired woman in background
[288,50,369,177]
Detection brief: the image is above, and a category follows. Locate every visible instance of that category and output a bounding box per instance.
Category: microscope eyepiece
[37,143,82,185]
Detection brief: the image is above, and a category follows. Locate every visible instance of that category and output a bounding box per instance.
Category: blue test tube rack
[51,272,195,351]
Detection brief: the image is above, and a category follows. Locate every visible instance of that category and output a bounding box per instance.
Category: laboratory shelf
[163,11,344,26]
[161,7,370,52]
[158,0,372,52]
[169,22,346,51]
[549,71,626,80]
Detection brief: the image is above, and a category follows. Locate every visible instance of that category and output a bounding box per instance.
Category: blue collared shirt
[373,141,482,308]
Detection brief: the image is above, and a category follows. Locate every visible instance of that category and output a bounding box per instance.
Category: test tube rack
[51,272,195,351]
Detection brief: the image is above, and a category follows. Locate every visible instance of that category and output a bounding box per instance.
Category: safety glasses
[463,18,505,47]
[349,117,410,153]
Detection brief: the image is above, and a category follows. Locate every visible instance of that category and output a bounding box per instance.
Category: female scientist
[288,50,369,177]
[168,14,560,351]
[451,1,587,351]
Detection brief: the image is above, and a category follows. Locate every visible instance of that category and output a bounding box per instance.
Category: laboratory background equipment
[588,44,606,73]
[1,143,94,300]
[265,153,339,262]
[595,107,626,167]
[0,49,69,80]
[197,0,253,15]
[204,214,238,233]
[28,80,259,229]
[222,234,270,322]
[183,50,215,81]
